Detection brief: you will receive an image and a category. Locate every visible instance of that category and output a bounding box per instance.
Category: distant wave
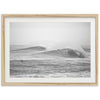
[82,46,90,52]
[10,45,88,59]
[11,46,46,53]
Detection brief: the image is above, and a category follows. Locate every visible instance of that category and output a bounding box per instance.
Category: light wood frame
[1,14,98,86]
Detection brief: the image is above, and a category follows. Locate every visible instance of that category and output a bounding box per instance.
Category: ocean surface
[10,46,90,78]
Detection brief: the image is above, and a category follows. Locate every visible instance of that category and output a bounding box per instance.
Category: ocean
[10,46,90,78]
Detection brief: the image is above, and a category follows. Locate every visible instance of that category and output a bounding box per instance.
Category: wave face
[40,48,86,58]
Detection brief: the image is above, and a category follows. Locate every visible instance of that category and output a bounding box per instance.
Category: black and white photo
[10,22,91,78]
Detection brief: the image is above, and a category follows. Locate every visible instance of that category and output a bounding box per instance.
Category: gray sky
[10,22,90,49]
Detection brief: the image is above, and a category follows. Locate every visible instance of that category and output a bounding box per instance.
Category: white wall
[0,0,99,100]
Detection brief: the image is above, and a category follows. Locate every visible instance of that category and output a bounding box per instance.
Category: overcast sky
[10,22,90,49]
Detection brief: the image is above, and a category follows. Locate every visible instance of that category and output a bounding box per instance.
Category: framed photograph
[2,14,98,86]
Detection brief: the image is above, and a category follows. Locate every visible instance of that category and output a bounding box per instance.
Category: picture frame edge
[1,14,5,86]
[1,14,98,86]
[1,82,98,86]
[1,14,99,18]
[95,14,98,86]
